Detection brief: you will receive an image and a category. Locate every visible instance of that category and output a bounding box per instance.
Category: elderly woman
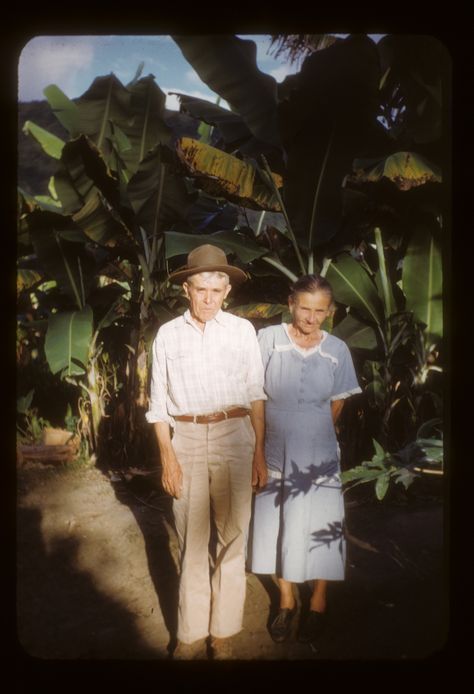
[248,274,361,646]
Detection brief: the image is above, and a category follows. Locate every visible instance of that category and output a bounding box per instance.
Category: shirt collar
[183,308,229,328]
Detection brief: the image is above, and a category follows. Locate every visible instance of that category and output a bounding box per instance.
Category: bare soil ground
[16,459,448,666]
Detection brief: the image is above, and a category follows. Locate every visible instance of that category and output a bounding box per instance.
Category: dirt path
[16,461,447,662]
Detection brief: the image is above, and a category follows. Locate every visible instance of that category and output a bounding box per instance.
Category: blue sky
[18,35,306,108]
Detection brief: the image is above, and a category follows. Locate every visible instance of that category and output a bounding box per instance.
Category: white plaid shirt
[145,309,266,426]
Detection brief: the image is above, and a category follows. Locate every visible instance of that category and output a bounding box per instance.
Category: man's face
[183,274,231,327]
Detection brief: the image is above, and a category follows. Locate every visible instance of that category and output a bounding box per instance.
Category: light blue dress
[248,324,361,582]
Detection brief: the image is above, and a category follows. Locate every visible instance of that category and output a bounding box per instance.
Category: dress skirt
[248,325,361,583]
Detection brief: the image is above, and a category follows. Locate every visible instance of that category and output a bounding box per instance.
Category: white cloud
[185,68,203,85]
[164,87,230,112]
[270,64,299,83]
[18,36,95,101]
[237,34,273,64]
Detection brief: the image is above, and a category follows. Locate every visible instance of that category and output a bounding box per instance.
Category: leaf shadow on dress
[258,459,340,505]
[250,457,344,629]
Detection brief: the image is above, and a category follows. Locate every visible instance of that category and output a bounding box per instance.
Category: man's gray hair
[188,271,230,285]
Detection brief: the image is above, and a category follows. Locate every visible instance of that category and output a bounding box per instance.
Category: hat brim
[168,263,248,285]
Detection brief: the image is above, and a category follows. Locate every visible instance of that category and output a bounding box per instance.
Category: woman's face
[289,290,332,335]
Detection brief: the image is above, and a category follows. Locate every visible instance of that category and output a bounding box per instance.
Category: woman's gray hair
[289,274,335,308]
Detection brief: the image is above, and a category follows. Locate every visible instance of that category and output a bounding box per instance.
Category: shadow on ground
[16,463,448,663]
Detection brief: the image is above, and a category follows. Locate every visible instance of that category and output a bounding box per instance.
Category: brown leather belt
[174,407,250,424]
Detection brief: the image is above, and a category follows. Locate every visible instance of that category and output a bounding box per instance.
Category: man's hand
[252,447,268,492]
[161,450,183,499]
[153,422,183,499]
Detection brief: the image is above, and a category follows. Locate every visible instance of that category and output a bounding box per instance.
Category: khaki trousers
[171,416,255,644]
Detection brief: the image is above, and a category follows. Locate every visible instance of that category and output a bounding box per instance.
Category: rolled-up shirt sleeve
[145,330,174,425]
[243,321,267,403]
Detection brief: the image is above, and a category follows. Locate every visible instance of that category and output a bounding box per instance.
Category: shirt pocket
[224,346,245,373]
[216,346,245,374]
[165,350,193,376]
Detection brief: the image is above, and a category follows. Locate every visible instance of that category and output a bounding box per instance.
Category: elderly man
[145,244,267,660]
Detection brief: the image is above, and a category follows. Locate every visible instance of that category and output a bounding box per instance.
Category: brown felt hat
[168,244,248,285]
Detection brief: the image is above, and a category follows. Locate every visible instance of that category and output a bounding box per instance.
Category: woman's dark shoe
[297,610,327,643]
[269,607,297,643]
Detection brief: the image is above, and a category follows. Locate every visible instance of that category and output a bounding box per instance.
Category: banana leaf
[26,209,97,307]
[43,84,81,137]
[332,312,379,351]
[56,74,171,177]
[377,34,445,144]
[55,135,122,210]
[171,91,284,168]
[176,192,239,235]
[171,92,250,145]
[402,226,443,343]
[229,303,288,319]
[17,268,43,294]
[71,191,131,247]
[127,144,196,237]
[53,135,135,247]
[374,227,397,319]
[164,230,266,265]
[33,195,63,212]
[124,75,173,169]
[172,35,280,147]
[176,137,282,211]
[325,253,384,325]
[278,35,384,248]
[22,120,65,160]
[44,304,93,376]
[351,152,442,191]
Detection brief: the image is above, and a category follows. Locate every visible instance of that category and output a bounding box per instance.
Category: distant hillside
[18,100,201,197]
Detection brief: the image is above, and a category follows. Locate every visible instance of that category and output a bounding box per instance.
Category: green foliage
[17,390,35,415]
[64,404,79,434]
[172,35,280,147]
[165,230,267,265]
[350,152,442,190]
[341,419,443,500]
[22,120,66,159]
[43,84,81,137]
[16,394,52,444]
[331,313,378,351]
[402,226,443,345]
[44,305,93,376]
[326,253,384,325]
[17,36,447,470]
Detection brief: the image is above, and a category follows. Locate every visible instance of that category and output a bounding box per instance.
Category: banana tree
[327,223,443,451]
[19,35,448,468]
[169,33,446,278]
[19,69,284,461]
[19,73,185,458]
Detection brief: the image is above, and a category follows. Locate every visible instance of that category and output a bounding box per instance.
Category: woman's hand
[252,447,268,492]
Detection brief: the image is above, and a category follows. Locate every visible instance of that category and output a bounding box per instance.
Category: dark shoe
[298,610,327,643]
[269,607,297,643]
[173,638,208,660]
[209,636,235,660]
